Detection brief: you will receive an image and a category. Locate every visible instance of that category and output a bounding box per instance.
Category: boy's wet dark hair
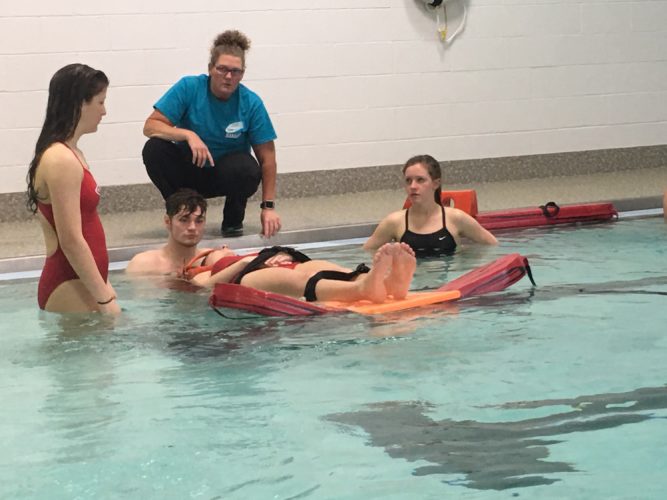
[165,189,208,218]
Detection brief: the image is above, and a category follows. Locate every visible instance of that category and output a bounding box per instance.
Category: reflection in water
[165,307,463,359]
[37,319,122,465]
[37,309,121,338]
[166,319,286,359]
[326,385,667,490]
[166,313,378,360]
[454,274,667,310]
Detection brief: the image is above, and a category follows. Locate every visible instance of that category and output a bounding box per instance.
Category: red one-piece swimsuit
[36,144,109,309]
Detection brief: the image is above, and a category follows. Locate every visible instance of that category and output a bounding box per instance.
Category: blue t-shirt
[154,75,277,161]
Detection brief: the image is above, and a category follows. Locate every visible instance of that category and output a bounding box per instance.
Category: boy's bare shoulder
[126,248,166,274]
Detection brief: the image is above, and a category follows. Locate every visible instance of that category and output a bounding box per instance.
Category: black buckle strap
[524,260,536,286]
[539,201,560,218]
[233,246,311,284]
[303,263,370,302]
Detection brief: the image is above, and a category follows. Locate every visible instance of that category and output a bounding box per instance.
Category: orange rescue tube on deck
[403,189,479,217]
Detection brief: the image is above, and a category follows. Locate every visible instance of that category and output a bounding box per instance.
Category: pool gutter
[1,196,663,280]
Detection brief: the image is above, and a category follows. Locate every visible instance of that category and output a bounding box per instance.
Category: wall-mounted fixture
[419,0,467,43]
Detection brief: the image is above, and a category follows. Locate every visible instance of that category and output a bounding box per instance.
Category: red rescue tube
[402,190,617,229]
[209,253,533,317]
[404,189,479,216]
[476,202,618,230]
[438,253,534,299]
[210,283,329,316]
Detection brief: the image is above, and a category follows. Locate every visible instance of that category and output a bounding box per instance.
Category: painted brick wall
[1,0,666,193]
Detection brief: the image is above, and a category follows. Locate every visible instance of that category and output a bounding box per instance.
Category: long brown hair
[402,154,442,204]
[26,63,109,213]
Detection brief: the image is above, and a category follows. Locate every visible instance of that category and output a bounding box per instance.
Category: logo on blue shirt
[225,121,244,139]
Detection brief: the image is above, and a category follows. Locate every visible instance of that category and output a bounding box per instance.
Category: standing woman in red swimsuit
[26,64,120,314]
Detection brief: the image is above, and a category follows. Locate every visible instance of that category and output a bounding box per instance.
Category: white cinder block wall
[1,0,666,194]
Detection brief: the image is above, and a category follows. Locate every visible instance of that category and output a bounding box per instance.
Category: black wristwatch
[260,200,275,209]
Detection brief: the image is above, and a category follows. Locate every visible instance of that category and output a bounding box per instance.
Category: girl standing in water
[27,64,120,314]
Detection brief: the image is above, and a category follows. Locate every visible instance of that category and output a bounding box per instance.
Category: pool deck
[1,167,665,275]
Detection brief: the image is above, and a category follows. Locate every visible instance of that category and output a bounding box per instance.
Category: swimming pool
[1,218,666,499]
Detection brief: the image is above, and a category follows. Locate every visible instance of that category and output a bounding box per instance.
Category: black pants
[143,138,262,227]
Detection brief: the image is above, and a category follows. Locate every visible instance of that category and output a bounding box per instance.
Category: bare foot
[357,243,392,303]
[385,242,416,299]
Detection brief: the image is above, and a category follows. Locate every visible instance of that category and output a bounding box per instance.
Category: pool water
[1,218,666,499]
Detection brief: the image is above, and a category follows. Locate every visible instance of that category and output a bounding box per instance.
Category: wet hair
[402,154,443,204]
[165,189,208,218]
[209,30,251,68]
[26,63,109,213]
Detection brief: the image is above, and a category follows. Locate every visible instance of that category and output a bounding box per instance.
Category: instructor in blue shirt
[142,30,281,238]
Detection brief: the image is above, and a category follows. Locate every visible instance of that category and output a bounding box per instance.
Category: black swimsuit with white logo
[400,206,457,257]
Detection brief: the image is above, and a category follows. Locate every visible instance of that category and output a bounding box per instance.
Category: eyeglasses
[213,65,244,77]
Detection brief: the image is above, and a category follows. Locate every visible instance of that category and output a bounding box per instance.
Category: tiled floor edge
[0,223,378,276]
[1,197,663,276]
[2,145,665,222]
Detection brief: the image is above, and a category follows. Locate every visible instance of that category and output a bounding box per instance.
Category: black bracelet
[97,296,116,305]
